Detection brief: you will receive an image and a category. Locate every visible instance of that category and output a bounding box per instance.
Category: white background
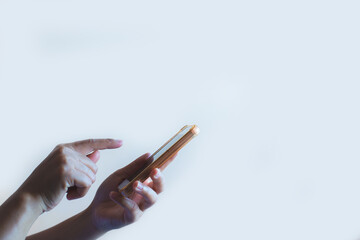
[0,0,360,239]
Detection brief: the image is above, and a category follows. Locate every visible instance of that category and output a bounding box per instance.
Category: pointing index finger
[68,138,123,155]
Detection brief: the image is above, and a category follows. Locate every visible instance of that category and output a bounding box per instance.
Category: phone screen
[151,125,193,162]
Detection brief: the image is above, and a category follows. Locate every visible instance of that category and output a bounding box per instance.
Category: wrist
[13,190,44,218]
[0,190,44,239]
[77,207,107,239]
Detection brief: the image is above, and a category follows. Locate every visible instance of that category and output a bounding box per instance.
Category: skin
[0,138,173,240]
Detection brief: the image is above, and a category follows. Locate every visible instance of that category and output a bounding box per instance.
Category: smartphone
[118,125,200,196]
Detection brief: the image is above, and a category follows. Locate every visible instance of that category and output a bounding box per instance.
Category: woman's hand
[86,153,175,232]
[19,139,122,212]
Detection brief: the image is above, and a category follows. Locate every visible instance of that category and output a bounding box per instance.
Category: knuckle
[55,143,64,149]
[57,157,70,174]
[60,180,67,190]
[142,185,150,194]
[132,211,143,222]
[128,200,137,211]
[143,186,157,203]
[149,194,158,204]
[58,164,67,175]
[123,200,142,222]
[58,155,69,167]
[92,174,96,183]
[93,164,98,173]
[81,178,92,188]
[158,181,165,192]
[58,168,70,189]
[89,172,96,183]
[152,170,162,180]
[54,144,66,154]
[54,145,72,162]
[86,160,98,173]
[86,175,94,186]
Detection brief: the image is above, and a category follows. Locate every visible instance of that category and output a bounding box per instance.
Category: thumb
[104,153,152,191]
[114,153,152,180]
[66,186,90,200]
[87,150,100,163]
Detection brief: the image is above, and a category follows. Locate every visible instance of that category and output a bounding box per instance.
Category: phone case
[118,125,199,196]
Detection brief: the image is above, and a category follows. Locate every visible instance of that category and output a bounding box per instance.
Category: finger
[75,163,96,183]
[111,153,152,195]
[66,171,93,200]
[66,187,90,200]
[87,150,100,163]
[114,153,152,179]
[79,155,98,174]
[70,170,93,189]
[109,191,143,223]
[133,181,158,210]
[143,177,153,186]
[67,138,123,155]
[149,168,164,194]
[159,153,177,171]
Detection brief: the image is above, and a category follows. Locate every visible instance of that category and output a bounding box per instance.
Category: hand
[19,139,122,212]
[86,153,176,232]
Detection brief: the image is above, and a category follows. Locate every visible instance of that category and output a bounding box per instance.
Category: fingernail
[135,181,143,191]
[109,191,117,199]
[118,179,130,191]
[115,140,123,144]
[153,169,161,179]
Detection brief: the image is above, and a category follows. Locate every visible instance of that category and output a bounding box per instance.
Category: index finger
[67,138,123,155]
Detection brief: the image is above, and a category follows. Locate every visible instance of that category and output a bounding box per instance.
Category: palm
[89,153,172,232]
[90,154,153,230]
[94,199,126,229]
[93,190,150,229]
[91,172,130,229]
